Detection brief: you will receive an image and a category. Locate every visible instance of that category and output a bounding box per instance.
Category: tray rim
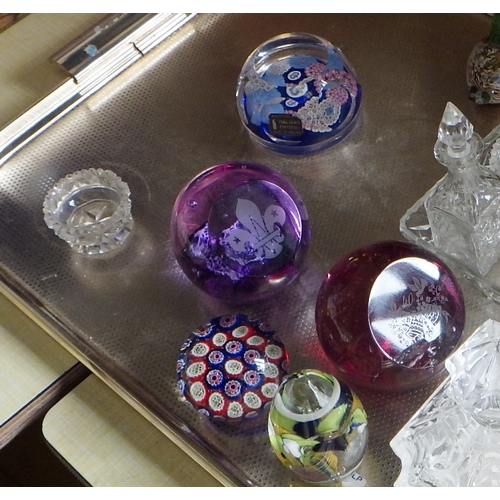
[0,14,247,486]
[0,275,243,486]
[3,13,494,487]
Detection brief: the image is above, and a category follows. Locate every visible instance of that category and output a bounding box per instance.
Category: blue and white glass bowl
[236,32,362,155]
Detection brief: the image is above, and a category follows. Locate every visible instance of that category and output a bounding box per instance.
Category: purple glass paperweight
[236,32,362,155]
[315,241,466,391]
[176,314,289,422]
[171,161,310,304]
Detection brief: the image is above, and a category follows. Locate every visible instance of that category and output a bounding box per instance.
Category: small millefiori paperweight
[43,168,133,256]
[176,314,289,422]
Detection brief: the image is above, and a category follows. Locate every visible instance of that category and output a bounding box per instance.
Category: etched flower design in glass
[294,96,341,133]
[244,87,284,126]
[236,33,362,154]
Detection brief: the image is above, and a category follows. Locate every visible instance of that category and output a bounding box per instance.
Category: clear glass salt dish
[236,32,362,155]
[390,319,500,487]
[43,168,133,256]
[400,102,500,302]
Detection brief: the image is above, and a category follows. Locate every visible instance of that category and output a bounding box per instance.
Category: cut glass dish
[390,319,500,487]
[43,168,133,256]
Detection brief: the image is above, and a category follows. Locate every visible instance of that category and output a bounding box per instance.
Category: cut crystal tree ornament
[423,102,500,276]
[467,13,500,105]
[391,319,500,487]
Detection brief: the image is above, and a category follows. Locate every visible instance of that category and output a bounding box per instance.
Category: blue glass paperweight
[236,32,362,155]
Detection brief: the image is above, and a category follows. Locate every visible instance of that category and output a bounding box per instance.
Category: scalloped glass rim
[43,167,133,256]
[400,178,500,304]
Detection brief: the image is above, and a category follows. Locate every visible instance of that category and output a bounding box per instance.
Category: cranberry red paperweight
[176,314,289,422]
[268,368,368,484]
[236,32,362,155]
[315,241,466,391]
[171,161,310,304]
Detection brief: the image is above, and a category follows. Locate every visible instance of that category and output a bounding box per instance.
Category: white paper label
[341,471,366,487]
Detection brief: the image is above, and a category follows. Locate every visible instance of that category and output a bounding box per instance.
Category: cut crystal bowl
[43,168,133,256]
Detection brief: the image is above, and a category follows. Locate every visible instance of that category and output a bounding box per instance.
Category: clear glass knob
[437,102,474,158]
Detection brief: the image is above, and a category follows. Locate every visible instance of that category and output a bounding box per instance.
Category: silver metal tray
[1,13,500,487]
